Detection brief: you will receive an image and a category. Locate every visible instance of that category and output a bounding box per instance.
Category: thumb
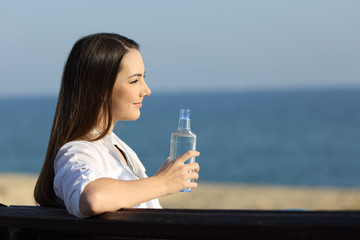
[159,157,171,170]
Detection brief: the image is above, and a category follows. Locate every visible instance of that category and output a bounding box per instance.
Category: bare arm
[79,150,200,216]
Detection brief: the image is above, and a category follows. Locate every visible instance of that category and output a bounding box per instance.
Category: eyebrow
[127,71,146,79]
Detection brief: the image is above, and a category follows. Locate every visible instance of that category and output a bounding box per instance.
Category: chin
[133,114,141,121]
[116,110,141,121]
[133,111,141,120]
[126,113,141,121]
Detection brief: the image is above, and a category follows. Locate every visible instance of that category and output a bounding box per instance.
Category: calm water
[1,88,360,187]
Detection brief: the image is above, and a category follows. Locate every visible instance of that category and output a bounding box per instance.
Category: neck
[178,118,190,130]
[108,121,116,134]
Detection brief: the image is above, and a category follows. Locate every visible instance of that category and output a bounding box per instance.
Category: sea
[1,88,360,188]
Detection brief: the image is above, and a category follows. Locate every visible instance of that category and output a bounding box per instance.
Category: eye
[130,79,139,84]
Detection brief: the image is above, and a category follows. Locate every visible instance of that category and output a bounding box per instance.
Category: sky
[0,0,359,97]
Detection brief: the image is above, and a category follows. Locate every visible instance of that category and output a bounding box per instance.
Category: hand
[154,150,200,195]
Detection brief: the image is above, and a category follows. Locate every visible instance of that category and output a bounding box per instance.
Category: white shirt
[53,132,162,218]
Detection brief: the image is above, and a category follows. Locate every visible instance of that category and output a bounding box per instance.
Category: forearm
[79,176,165,216]
[79,150,200,216]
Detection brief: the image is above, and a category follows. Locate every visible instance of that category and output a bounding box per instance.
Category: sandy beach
[1,173,360,210]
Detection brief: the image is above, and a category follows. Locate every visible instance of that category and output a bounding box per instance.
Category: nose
[142,81,151,98]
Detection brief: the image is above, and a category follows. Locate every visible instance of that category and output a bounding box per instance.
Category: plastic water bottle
[170,109,197,192]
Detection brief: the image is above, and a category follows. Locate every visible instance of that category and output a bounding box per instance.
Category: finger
[184,162,200,172]
[188,172,199,181]
[186,182,198,189]
[175,150,200,163]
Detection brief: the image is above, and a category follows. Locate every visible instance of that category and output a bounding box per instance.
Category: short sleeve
[53,141,112,218]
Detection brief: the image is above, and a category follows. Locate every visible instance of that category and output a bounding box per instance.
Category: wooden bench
[1,205,360,239]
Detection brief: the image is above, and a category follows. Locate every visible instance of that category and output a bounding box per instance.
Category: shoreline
[1,173,360,210]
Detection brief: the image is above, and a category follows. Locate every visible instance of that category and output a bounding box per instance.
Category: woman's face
[111,49,151,123]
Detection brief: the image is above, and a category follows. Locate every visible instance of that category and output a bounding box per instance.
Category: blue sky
[0,0,359,96]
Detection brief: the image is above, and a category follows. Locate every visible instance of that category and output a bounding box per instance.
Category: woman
[34,33,200,218]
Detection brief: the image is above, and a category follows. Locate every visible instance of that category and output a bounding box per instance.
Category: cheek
[112,87,135,109]
[111,88,124,110]
[121,87,138,102]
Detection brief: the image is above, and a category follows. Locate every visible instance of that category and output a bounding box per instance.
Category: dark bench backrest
[1,205,360,239]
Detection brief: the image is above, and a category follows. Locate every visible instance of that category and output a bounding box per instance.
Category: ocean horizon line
[1,85,360,99]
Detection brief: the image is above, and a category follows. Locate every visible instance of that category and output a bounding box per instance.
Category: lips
[133,102,142,108]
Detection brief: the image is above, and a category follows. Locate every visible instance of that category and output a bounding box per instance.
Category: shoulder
[55,140,104,170]
[58,140,100,155]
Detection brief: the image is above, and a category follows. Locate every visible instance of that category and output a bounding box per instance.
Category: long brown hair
[34,33,139,207]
